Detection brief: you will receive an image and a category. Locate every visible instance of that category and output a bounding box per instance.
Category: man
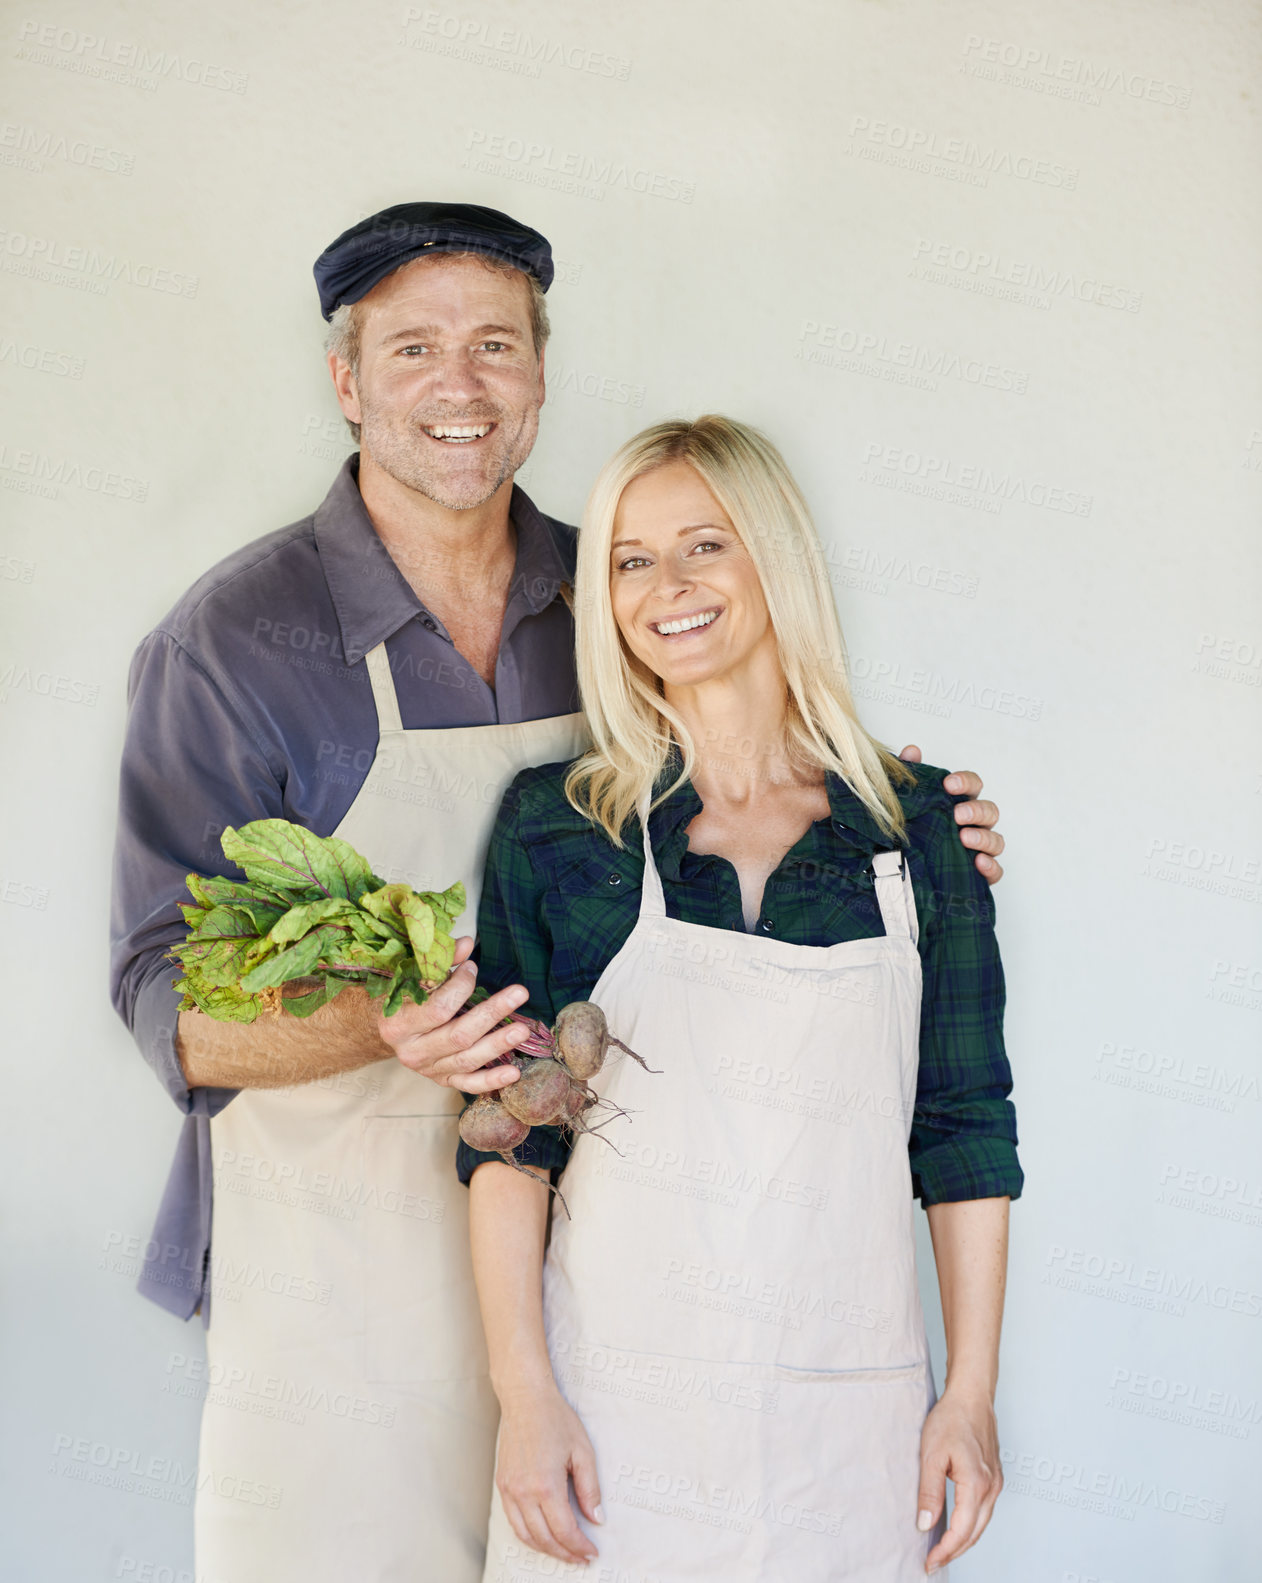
[109,201,1007,1581]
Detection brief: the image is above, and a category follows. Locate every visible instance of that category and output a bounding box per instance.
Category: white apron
[196,640,588,1583]
[482,814,948,1581]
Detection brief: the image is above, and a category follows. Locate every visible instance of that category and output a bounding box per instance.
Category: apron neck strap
[635,805,920,942]
[363,642,403,734]
[870,850,919,946]
[635,794,668,920]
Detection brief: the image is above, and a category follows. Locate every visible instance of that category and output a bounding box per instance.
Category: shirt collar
[505,479,574,615]
[641,745,938,880]
[643,752,702,881]
[313,454,573,666]
[822,763,938,849]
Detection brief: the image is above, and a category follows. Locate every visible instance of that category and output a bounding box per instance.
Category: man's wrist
[177,988,395,1090]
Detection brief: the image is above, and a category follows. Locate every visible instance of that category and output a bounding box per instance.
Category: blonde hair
[565,414,916,845]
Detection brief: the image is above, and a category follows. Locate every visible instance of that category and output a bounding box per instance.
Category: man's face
[334,253,545,511]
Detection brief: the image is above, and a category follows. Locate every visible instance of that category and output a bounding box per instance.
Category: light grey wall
[2,2,1258,1578]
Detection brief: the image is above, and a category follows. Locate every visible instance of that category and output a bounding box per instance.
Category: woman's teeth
[654,609,720,636]
[424,424,493,443]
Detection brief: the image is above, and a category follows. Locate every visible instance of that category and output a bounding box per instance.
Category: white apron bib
[196,641,588,1583]
[482,813,948,1581]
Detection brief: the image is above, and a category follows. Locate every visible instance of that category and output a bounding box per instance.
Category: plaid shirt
[458,752,1023,1206]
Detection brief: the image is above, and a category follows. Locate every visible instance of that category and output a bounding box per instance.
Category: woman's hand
[916,1386,1004,1574]
[471,1162,595,1561]
[495,1385,604,1566]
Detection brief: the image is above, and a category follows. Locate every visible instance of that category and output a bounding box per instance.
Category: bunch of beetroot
[459,1001,653,1209]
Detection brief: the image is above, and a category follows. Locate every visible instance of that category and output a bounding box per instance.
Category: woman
[460,416,1022,1580]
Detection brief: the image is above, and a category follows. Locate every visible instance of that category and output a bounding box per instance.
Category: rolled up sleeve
[456,775,574,1187]
[908,789,1024,1206]
[109,628,284,1107]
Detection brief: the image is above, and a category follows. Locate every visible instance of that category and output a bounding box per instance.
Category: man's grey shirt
[109,455,578,1321]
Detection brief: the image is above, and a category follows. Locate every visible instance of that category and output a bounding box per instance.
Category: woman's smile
[648,605,724,639]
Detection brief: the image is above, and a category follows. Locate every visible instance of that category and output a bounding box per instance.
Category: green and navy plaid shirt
[457,752,1023,1206]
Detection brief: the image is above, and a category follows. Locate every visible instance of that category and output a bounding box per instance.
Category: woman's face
[609,460,777,692]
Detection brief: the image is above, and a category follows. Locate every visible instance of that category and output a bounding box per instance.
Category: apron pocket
[552,1347,936,1581]
[763,1360,928,1386]
[360,1113,490,1385]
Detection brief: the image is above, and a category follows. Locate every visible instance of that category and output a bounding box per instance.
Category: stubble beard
[358,394,540,512]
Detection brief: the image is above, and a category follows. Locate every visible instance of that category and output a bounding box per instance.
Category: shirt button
[607,873,622,886]
[760,916,774,932]
[421,616,437,632]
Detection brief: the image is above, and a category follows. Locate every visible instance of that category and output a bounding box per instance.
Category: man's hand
[899,744,1005,885]
[374,935,531,1091]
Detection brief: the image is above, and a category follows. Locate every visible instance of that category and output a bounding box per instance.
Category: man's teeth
[655,610,720,636]
[424,424,493,442]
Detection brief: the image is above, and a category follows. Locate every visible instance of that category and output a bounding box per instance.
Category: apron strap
[635,795,668,920]
[637,807,921,940]
[363,642,403,734]
[871,850,920,946]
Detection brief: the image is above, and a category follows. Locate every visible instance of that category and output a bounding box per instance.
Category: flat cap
[313,201,554,320]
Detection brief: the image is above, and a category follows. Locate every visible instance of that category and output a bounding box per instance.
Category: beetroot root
[499,1058,573,1126]
[554,999,657,1078]
[553,1001,607,1079]
[557,1080,596,1123]
[460,1001,653,1223]
[458,1096,529,1153]
[460,1090,573,1217]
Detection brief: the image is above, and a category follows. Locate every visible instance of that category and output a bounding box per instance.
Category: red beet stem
[505,1010,555,1057]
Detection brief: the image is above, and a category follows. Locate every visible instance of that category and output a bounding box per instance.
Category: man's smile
[421,422,497,444]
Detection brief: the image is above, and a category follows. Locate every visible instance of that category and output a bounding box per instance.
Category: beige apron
[195,641,588,1583]
[482,819,948,1581]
